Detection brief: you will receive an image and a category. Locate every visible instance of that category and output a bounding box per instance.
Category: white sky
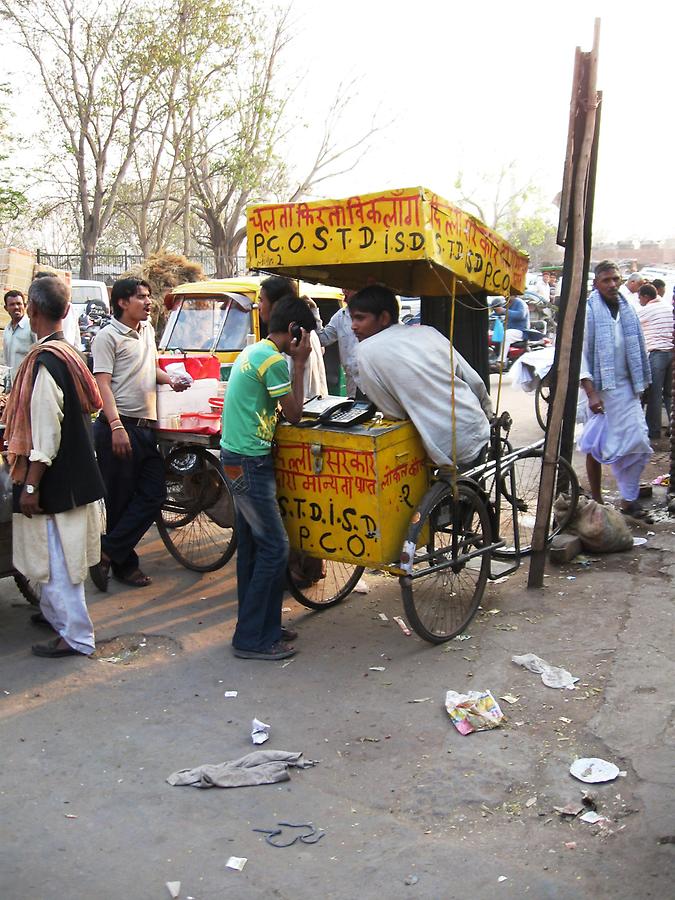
[5,0,674,246]
[286,0,675,242]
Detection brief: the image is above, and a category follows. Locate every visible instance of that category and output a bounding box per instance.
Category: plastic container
[180,412,201,429]
[198,412,221,433]
[209,397,224,414]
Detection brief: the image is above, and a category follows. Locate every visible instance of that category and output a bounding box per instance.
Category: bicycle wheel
[286,558,365,610]
[156,452,236,572]
[160,448,203,528]
[401,481,491,644]
[535,377,551,431]
[496,449,579,557]
[14,573,41,606]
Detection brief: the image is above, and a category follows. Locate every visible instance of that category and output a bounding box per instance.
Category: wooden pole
[528,20,601,588]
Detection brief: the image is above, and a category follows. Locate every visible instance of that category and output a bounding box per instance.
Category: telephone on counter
[301,396,377,428]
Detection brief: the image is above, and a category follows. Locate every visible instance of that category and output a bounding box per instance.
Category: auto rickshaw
[159,276,346,394]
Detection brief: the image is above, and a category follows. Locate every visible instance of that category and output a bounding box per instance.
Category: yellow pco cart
[244,188,557,643]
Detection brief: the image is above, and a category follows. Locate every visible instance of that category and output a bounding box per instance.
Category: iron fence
[35,250,247,284]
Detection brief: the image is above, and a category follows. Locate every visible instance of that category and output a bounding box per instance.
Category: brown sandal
[114,569,152,588]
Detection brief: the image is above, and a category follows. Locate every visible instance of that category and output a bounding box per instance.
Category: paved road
[1,379,673,899]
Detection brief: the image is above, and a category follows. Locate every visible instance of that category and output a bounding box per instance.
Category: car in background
[71,279,110,318]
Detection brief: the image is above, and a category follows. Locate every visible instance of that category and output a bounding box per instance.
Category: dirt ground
[1,383,673,899]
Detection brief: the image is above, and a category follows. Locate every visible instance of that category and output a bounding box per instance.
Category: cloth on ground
[166,750,316,788]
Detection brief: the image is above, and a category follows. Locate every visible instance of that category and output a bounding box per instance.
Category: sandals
[281,626,298,642]
[620,502,654,524]
[114,569,152,588]
[32,637,86,658]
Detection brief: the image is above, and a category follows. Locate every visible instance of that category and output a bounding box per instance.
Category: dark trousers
[645,349,672,438]
[94,417,166,576]
[220,451,289,652]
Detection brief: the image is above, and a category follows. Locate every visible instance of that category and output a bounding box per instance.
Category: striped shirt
[637,300,674,352]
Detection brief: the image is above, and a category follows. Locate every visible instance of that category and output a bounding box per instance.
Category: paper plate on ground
[569,757,620,783]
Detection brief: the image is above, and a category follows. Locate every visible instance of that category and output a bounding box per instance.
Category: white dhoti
[40,518,95,655]
[578,380,652,502]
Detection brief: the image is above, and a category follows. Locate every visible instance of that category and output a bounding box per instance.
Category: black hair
[652,279,666,290]
[638,283,657,301]
[594,259,619,277]
[260,275,297,305]
[3,289,24,305]
[110,277,151,319]
[348,285,399,324]
[27,275,69,321]
[268,294,317,334]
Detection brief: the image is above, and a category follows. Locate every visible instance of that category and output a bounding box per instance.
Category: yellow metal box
[274,419,429,568]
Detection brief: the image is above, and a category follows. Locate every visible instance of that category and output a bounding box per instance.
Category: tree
[0,85,28,226]
[453,161,559,266]
[0,0,174,276]
[182,8,381,275]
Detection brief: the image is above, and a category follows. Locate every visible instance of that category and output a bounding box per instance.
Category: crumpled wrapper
[445,690,505,735]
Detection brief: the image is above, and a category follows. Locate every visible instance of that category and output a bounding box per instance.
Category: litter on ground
[166,882,181,899]
[569,757,621,784]
[512,653,578,689]
[251,718,270,745]
[393,616,412,636]
[226,857,247,871]
[445,690,505,735]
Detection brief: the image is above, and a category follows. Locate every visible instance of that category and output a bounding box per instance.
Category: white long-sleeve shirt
[316,306,360,396]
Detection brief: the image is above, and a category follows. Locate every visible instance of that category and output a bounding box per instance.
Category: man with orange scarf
[2,276,105,658]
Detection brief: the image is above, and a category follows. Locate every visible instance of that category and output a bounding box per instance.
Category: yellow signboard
[247,187,528,297]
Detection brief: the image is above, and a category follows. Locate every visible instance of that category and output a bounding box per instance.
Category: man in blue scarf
[578,260,653,521]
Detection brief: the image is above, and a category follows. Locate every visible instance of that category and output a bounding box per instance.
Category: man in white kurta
[12,360,104,654]
[5,275,105,657]
[578,261,652,519]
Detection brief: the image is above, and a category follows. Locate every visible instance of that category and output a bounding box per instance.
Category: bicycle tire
[14,573,41,606]
[535,378,551,431]
[286,559,365,610]
[401,481,491,644]
[496,449,580,557]
[156,453,236,572]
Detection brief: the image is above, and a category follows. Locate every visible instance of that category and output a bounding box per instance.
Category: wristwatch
[24,484,37,495]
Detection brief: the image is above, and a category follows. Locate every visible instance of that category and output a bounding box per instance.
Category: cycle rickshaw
[156,187,579,643]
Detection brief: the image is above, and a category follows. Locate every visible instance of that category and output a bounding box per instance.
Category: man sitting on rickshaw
[348,285,493,469]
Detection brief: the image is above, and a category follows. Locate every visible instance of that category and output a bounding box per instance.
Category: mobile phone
[291,323,303,343]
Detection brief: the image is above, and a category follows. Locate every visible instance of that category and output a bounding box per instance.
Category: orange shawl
[1,340,102,482]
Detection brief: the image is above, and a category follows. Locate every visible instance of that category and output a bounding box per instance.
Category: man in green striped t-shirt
[221,295,316,661]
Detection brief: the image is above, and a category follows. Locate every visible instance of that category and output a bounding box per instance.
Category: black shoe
[232,641,296,661]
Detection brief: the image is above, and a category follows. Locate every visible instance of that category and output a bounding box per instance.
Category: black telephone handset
[318,400,376,428]
[290,323,303,343]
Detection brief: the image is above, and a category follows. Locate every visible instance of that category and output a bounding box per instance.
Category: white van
[71,279,109,317]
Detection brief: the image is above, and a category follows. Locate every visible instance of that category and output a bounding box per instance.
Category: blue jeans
[220,451,289,651]
[645,350,672,438]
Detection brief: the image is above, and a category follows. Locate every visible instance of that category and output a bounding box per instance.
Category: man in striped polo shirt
[637,283,673,441]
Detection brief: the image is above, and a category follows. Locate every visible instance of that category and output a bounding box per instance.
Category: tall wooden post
[528,21,601,588]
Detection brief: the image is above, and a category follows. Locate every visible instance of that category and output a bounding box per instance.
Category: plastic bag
[554,494,633,554]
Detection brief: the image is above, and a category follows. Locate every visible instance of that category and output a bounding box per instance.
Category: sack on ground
[553,494,633,553]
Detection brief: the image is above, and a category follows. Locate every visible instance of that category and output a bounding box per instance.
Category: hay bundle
[126,251,206,333]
